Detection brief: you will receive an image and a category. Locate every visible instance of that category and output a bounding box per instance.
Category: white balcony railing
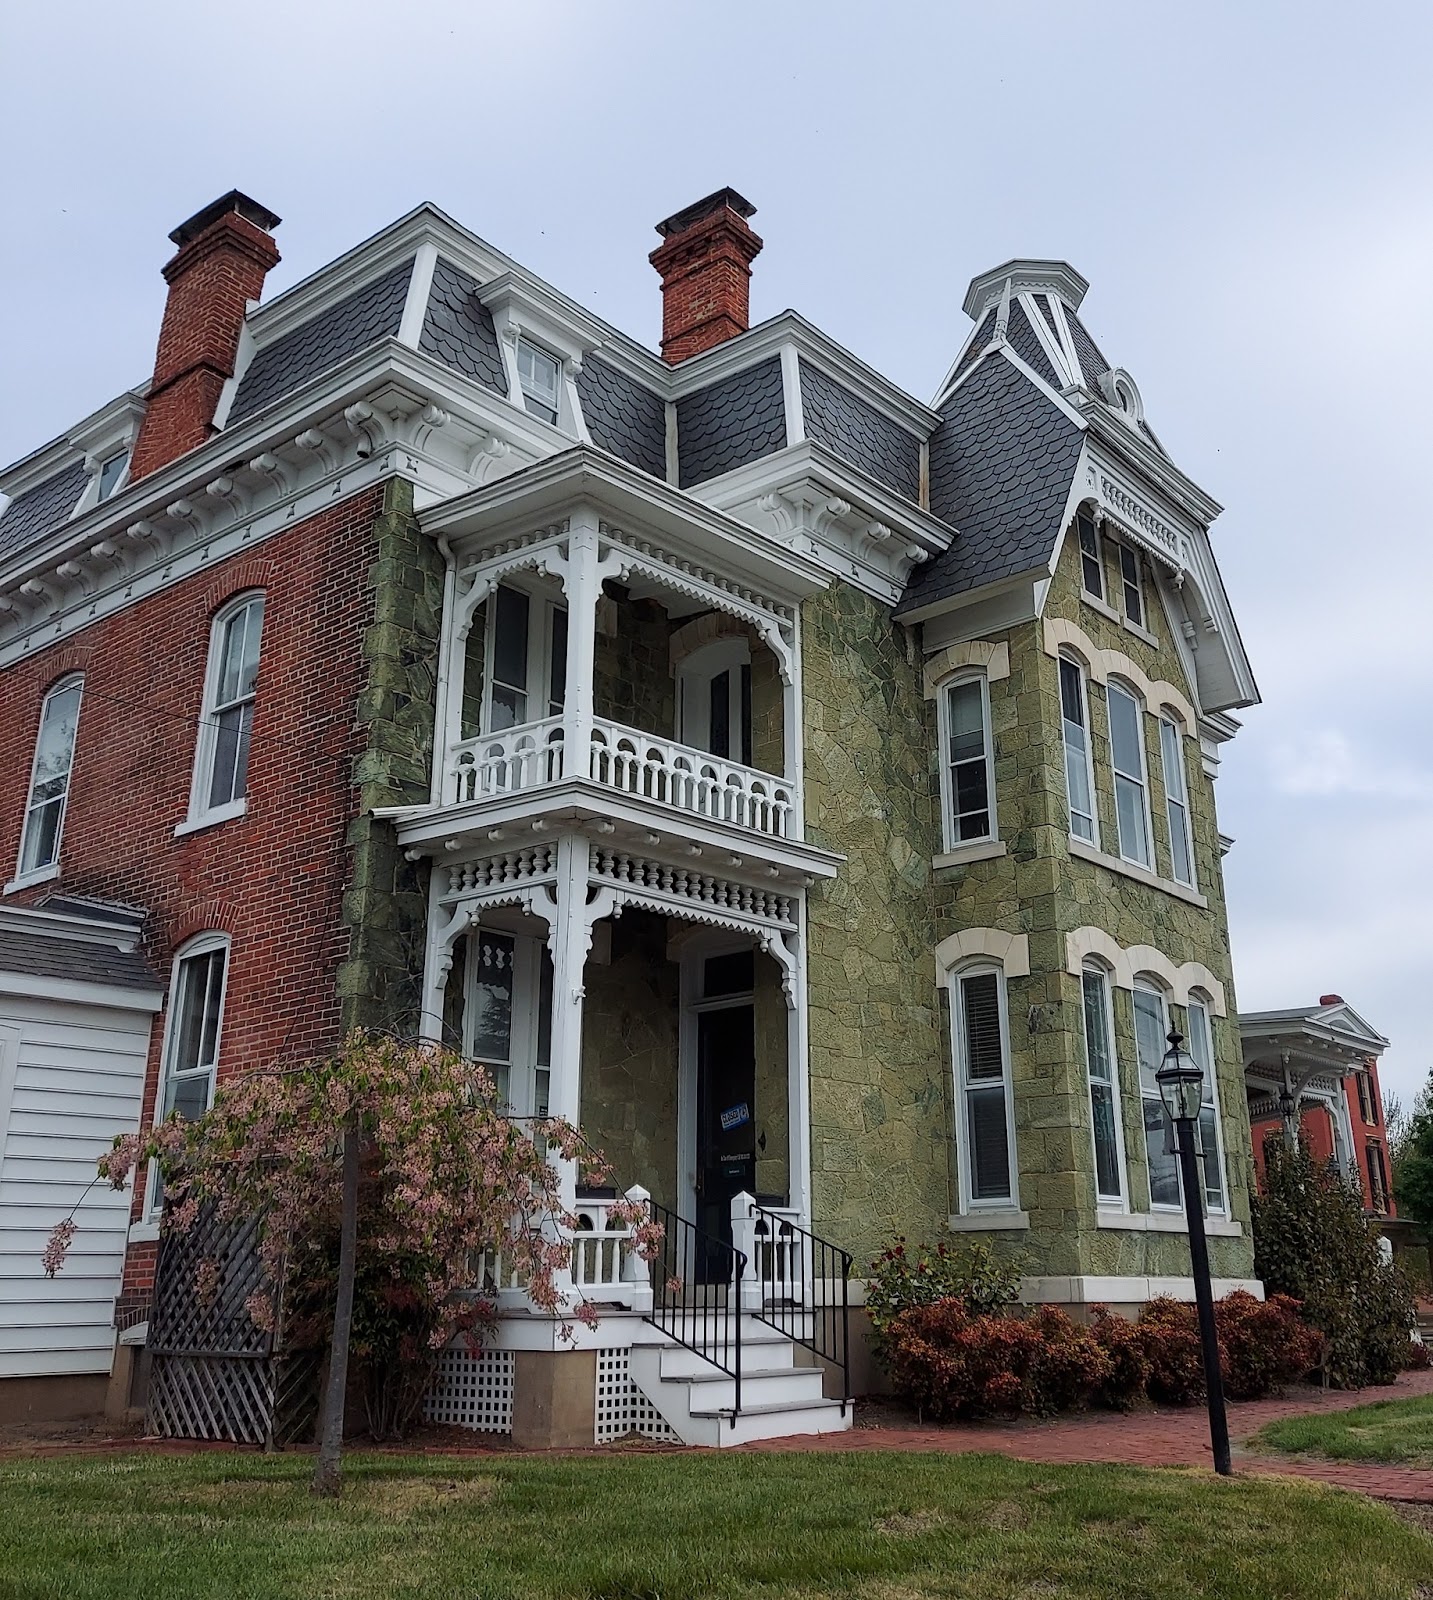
[445,715,795,839]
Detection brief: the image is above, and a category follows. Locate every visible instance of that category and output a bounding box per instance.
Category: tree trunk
[312,1113,360,1498]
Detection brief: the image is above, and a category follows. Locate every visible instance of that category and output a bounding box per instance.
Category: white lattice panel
[595,1347,677,1444]
[425,1346,515,1434]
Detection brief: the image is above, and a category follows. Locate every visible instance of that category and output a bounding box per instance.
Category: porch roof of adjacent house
[0,897,159,994]
[1241,999,1390,1069]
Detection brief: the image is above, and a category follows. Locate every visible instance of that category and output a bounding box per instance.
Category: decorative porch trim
[593,850,796,933]
[1065,926,1227,1016]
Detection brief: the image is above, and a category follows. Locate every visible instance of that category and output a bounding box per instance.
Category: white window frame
[1059,654,1099,846]
[1118,543,1144,627]
[146,933,230,1220]
[1185,996,1228,1215]
[96,448,130,502]
[1107,679,1154,869]
[516,336,562,426]
[1081,962,1127,1206]
[1077,511,1105,602]
[1134,979,1181,1211]
[1159,715,1197,889]
[15,674,84,883]
[181,592,264,833]
[677,637,753,765]
[950,962,1019,1213]
[937,671,997,850]
[463,925,552,1120]
[482,579,567,736]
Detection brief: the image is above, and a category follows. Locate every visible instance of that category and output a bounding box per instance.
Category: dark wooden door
[695,1003,756,1278]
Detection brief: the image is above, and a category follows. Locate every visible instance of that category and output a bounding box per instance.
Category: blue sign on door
[719,1102,751,1132]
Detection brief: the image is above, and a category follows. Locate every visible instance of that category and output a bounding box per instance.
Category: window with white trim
[951,966,1017,1208]
[1159,716,1196,887]
[485,583,567,733]
[18,676,83,876]
[1118,545,1144,627]
[1059,655,1097,844]
[97,448,129,502]
[677,638,752,765]
[516,338,561,425]
[190,594,263,823]
[1185,997,1226,1213]
[1134,981,1180,1208]
[149,936,228,1213]
[1081,964,1124,1204]
[939,674,996,847]
[466,927,553,1118]
[1107,681,1153,868]
[1077,511,1104,601]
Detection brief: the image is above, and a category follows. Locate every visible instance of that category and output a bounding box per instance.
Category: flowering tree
[47,1032,659,1496]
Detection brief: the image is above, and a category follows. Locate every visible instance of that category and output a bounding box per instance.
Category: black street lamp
[1156,1027,1232,1476]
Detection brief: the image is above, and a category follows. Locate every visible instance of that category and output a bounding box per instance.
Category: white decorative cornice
[962,258,1090,320]
[1065,927,1227,1016]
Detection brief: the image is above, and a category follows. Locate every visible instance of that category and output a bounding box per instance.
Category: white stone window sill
[933,840,1007,869]
[174,798,247,837]
[1082,592,1121,625]
[1097,1208,1243,1237]
[3,861,61,895]
[949,1210,1030,1232]
[1122,616,1160,650]
[1068,836,1208,908]
[127,1219,162,1244]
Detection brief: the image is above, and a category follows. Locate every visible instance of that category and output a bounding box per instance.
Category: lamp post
[1156,1027,1232,1477]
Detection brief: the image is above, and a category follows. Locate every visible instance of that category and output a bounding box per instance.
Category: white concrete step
[669,1364,827,1413]
[656,1340,797,1379]
[690,1397,852,1447]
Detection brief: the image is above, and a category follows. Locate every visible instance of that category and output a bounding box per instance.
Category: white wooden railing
[444,715,795,839]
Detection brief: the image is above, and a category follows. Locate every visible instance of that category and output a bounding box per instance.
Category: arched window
[187,592,263,827]
[950,963,1018,1209]
[18,674,83,878]
[1080,961,1125,1205]
[677,638,752,765]
[1058,653,1097,844]
[1076,509,1105,602]
[1159,715,1196,888]
[1185,995,1226,1214]
[1133,979,1180,1208]
[938,672,996,847]
[1107,679,1153,868]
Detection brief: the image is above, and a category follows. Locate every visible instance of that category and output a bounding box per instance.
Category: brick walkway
[742,1368,1433,1501]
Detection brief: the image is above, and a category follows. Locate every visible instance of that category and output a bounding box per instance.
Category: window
[1107,682,1152,868]
[1077,511,1104,601]
[516,338,561,425]
[18,676,83,876]
[1356,1071,1376,1126]
[1367,1141,1390,1213]
[1059,656,1097,843]
[1159,717,1195,887]
[485,583,567,732]
[952,967,1017,1207]
[1134,982,1180,1208]
[677,638,752,765]
[1185,999,1226,1213]
[191,594,263,821]
[467,927,552,1118]
[97,449,129,501]
[940,675,996,846]
[1118,545,1144,627]
[1082,966,1124,1203]
[150,938,228,1212]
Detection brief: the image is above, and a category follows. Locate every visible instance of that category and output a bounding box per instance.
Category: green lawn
[1255,1393,1433,1469]
[0,1448,1428,1600]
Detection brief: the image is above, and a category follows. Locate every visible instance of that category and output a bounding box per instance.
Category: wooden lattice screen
[146,1203,319,1446]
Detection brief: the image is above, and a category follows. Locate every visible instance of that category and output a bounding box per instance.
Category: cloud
[1266,729,1433,801]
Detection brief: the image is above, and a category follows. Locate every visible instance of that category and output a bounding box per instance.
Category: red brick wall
[0,486,386,1299]
[650,206,763,364]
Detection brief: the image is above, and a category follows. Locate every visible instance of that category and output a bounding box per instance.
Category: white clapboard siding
[0,994,154,1379]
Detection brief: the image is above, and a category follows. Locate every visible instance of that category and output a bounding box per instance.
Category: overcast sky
[2,2,1430,1106]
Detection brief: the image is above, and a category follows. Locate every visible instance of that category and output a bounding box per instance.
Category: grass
[1255,1393,1433,1469]
[0,1450,1430,1600]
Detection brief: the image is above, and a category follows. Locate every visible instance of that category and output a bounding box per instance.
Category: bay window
[1059,656,1097,843]
[951,966,1017,1208]
[1107,681,1152,868]
[1134,981,1181,1208]
[1185,998,1226,1213]
[1159,716,1196,887]
[1081,965,1125,1204]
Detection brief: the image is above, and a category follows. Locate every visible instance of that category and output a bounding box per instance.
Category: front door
[695,1003,756,1278]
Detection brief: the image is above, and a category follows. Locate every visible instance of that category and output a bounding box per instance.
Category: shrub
[1216,1290,1323,1400]
[1254,1139,1418,1388]
[1137,1297,1212,1405]
[1404,1338,1432,1372]
[1025,1306,1114,1414]
[866,1239,1021,1357]
[1088,1306,1153,1411]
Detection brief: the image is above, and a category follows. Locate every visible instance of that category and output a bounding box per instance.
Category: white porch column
[418,869,464,1045]
[545,834,596,1214]
[761,908,812,1228]
[559,510,602,779]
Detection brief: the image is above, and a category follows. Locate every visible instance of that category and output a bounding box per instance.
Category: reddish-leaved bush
[1216,1290,1324,1400]
[1088,1305,1154,1411]
[1135,1297,1213,1406]
[1402,1337,1432,1372]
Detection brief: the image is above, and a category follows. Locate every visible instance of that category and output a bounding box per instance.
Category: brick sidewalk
[742,1368,1433,1501]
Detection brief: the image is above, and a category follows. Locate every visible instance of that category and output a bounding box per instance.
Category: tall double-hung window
[1134,981,1181,1208]
[188,594,263,826]
[18,676,83,877]
[1081,964,1124,1204]
[1107,682,1153,868]
[1159,717,1196,887]
[516,338,562,425]
[940,675,996,847]
[1077,511,1105,601]
[467,927,553,1119]
[1059,656,1097,843]
[149,936,229,1213]
[1118,545,1144,627]
[1185,997,1227,1213]
[951,966,1018,1208]
[486,584,567,732]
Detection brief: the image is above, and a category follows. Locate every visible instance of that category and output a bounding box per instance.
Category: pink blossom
[43,1220,76,1278]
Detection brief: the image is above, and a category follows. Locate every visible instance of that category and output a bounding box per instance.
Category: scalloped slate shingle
[1066,309,1111,386]
[1004,301,1060,388]
[798,359,920,501]
[577,356,666,478]
[1035,294,1061,337]
[896,351,1084,614]
[0,459,88,564]
[948,310,993,391]
[228,258,414,423]
[419,259,507,395]
[677,357,786,487]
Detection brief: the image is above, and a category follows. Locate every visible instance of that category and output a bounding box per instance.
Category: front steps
[628,1313,852,1447]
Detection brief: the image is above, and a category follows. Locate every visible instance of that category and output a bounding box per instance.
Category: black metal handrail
[642,1199,747,1424]
[746,1202,853,1412]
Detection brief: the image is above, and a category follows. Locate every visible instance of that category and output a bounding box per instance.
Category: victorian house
[0,187,1260,1443]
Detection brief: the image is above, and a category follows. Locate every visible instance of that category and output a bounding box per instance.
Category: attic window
[97,449,129,502]
[517,338,561,425]
[1077,512,1104,601]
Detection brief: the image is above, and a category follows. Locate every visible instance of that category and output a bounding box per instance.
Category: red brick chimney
[129,191,282,482]
[649,188,762,364]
